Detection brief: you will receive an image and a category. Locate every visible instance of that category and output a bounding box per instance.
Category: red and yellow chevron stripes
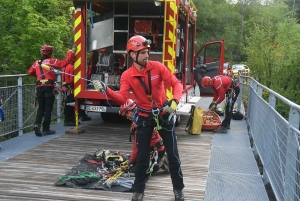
[73,8,85,98]
[163,0,178,99]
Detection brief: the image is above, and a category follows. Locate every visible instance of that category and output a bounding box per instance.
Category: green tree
[193,0,242,62]
[0,0,74,75]
[244,2,300,104]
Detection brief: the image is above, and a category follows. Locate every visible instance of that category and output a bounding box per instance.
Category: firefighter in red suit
[61,50,76,126]
[119,99,169,174]
[62,50,91,126]
[28,44,76,136]
[201,75,240,134]
[93,35,184,201]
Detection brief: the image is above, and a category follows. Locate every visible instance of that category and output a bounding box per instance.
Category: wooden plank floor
[0,116,213,201]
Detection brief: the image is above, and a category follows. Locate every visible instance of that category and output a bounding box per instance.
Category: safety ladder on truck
[162,0,199,115]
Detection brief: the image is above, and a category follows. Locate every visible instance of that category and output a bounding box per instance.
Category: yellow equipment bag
[185,105,203,135]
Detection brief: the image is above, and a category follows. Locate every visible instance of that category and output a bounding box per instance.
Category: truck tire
[101,112,123,122]
[101,112,113,121]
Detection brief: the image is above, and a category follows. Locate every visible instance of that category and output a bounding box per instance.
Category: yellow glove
[93,80,106,93]
[209,102,217,111]
[163,99,178,113]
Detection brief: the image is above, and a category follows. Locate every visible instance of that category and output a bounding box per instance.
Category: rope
[58,172,101,182]
[105,176,134,188]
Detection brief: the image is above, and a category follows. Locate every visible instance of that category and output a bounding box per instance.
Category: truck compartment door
[194,41,224,96]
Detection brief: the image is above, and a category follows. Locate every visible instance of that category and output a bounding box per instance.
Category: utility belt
[36,79,55,87]
[226,79,240,99]
[62,83,74,91]
[231,78,239,89]
[61,83,74,103]
[136,112,170,128]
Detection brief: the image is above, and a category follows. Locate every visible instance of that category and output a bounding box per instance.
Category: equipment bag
[232,111,244,120]
[185,105,203,135]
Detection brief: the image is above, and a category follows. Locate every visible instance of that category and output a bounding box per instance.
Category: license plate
[85,105,106,112]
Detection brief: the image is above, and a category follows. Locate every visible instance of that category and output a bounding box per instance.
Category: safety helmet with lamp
[201,76,212,88]
[119,99,136,116]
[40,45,54,55]
[126,35,151,53]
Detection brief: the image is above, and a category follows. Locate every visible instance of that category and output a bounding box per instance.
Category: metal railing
[237,75,300,201]
[0,74,62,137]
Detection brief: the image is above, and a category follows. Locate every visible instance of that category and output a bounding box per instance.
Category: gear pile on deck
[55,149,135,192]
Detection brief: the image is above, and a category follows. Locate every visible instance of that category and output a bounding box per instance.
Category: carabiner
[151,100,160,116]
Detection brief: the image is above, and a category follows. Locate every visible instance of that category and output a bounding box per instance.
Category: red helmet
[40,45,54,55]
[126,35,151,53]
[119,99,136,116]
[201,76,212,88]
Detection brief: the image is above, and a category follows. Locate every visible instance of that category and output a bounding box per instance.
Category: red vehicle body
[70,0,224,121]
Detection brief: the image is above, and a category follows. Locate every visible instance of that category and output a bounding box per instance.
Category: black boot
[174,189,185,201]
[213,126,227,134]
[81,115,91,121]
[42,129,56,135]
[34,124,42,137]
[64,122,76,126]
[131,192,144,201]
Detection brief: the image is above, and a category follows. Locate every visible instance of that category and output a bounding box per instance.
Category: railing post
[283,107,299,201]
[18,77,23,136]
[236,75,243,112]
[56,74,61,123]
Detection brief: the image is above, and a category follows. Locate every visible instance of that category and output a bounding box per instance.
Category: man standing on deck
[93,35,185,201]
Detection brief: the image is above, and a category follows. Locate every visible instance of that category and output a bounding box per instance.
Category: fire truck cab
[71,0,224,122]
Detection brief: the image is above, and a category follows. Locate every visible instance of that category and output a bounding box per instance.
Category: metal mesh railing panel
[246,77,300,201]
[0,86,19,136]
[0,75,63,138]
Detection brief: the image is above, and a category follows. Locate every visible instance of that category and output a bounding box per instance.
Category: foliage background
[0,0,74,75]
[0,0,299,105]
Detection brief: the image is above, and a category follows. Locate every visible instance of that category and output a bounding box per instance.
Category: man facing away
[28,44,76,136]
[93,35,185,201]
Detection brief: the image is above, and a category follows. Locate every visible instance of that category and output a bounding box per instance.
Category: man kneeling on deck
[120,99,169,175]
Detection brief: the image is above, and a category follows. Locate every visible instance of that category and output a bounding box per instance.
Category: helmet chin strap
[133,50,147,67]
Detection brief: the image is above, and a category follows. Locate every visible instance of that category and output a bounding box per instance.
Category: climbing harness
[151,100,162,130]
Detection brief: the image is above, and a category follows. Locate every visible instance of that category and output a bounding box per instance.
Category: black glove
[209,102,217,111]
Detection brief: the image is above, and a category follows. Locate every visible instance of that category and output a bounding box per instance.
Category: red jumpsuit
[211,75,240,127]
[62,62,75,123]
[28,54,74,131]
[130,125,165,164]
[28,55,73,82]
[106,61,182,115]
[103,60,184,193]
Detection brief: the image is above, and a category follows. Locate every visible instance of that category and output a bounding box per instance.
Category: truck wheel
[101,112,115,121]
[175,115,181,127]
[101,112,123,122]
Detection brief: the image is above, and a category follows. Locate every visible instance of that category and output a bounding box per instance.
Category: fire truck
[71,0,224,122]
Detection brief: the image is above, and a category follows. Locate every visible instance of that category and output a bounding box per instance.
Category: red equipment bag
[134,20,152,34]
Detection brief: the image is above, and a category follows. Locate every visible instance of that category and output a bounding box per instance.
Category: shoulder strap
[137,70,152,101]
[37,60,45,79]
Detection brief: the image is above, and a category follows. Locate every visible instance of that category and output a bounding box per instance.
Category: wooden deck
[0,116,213,201]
